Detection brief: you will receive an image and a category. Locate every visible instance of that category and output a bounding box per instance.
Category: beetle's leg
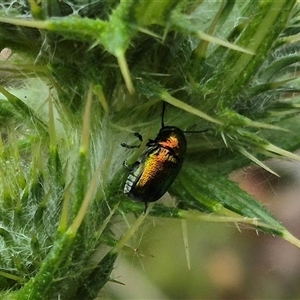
[121,143,140,149]
[121,132,143,148]
[134,132,143,142]
[143,202,148,215]
[146,139,156,147]
[123,160,133,171]
[123,160,140,171]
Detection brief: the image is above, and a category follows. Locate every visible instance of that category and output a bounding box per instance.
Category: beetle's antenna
[183,129,209,134]
[161,101,166,128]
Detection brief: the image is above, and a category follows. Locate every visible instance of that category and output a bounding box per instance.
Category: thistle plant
[1,0,300,299]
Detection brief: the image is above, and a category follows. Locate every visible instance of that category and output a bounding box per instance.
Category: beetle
[122,102,206,213]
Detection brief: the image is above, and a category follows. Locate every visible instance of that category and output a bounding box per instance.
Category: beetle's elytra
[124,126,186,207]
